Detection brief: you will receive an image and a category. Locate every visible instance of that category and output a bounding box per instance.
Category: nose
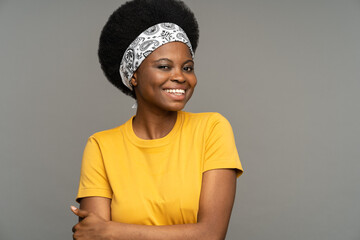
[170,67,186,83]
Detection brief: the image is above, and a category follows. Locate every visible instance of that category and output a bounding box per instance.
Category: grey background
[1,0,359,239]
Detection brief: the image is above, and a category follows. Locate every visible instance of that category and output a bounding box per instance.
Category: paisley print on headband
[161,22,176,30]
[119,22,194,91]
[144,25,160,35]
[140,40,160,51]
[129,37,145,48]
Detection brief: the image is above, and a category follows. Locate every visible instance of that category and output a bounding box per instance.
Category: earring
[130,77,137,87]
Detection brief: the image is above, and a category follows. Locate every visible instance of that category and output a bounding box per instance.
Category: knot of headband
[119,22,194,91]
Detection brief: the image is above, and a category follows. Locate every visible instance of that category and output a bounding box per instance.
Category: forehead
[146,42,193,60]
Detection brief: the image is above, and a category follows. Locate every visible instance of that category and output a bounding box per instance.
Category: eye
[158,65,170,70]
[183,66,194,72]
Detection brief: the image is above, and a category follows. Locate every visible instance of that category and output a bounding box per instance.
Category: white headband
[119,22,194,90]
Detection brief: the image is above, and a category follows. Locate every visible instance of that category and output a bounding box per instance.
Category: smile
[164,89,185,95]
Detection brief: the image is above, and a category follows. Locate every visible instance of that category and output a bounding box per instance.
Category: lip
[162,86,187,90]
[162,88,186,101]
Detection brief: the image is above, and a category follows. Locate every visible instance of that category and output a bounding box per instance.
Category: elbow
[201,234,226,240]
[209,234,227,240]
[197,222,228,240]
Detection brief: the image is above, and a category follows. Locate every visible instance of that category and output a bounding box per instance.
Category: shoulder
[180,111,234,140]
[88,117,132,143]
[182,111,228,122]
[182,111,231,128]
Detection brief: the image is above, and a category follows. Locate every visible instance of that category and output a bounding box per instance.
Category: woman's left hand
[71,206,111,240]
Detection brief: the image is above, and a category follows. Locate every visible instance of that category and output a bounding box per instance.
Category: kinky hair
[98,0,199,99]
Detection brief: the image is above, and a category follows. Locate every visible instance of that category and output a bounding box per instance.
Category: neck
[132,107,178,140]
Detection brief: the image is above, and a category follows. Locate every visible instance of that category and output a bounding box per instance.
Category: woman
[71,0,243,239]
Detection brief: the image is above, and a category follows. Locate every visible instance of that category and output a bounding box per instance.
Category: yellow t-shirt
[76,111,243,225]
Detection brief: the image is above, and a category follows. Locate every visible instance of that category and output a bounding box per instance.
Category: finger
[70,206,89,218]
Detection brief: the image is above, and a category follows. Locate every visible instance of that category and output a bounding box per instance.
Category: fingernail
[70,206,77,211]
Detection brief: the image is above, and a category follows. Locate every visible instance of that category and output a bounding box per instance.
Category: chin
[166,105,185,112]
[164,102,187,112]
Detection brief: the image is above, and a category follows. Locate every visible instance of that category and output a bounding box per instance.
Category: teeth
[165,89,185,95]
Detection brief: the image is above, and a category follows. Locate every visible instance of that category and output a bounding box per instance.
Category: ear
[131,73,138,87]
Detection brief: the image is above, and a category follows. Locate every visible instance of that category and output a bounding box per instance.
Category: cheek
[136,73,165,96]
[144,71,167,83]
[190,75,197,88]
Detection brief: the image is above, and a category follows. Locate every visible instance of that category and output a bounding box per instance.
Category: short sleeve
[76,136,113,203]
[204,113,243,178]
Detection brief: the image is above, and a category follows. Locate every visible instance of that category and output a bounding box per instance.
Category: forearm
[106,221,220,240]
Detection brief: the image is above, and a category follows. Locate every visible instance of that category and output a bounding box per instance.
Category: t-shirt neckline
[125,111,183,148]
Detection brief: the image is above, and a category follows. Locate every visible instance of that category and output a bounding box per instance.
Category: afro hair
[98,0,199,99]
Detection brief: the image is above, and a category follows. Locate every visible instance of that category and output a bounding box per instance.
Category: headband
[119,22,194,91]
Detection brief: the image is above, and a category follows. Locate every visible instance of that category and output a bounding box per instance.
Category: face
[132,42,197,113]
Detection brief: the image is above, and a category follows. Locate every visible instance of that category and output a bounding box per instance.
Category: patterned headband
[119,22,194,90]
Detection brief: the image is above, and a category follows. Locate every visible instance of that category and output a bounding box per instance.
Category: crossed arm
[71,169,237,240]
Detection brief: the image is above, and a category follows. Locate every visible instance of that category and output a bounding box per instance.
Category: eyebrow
[153,58,194,64]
